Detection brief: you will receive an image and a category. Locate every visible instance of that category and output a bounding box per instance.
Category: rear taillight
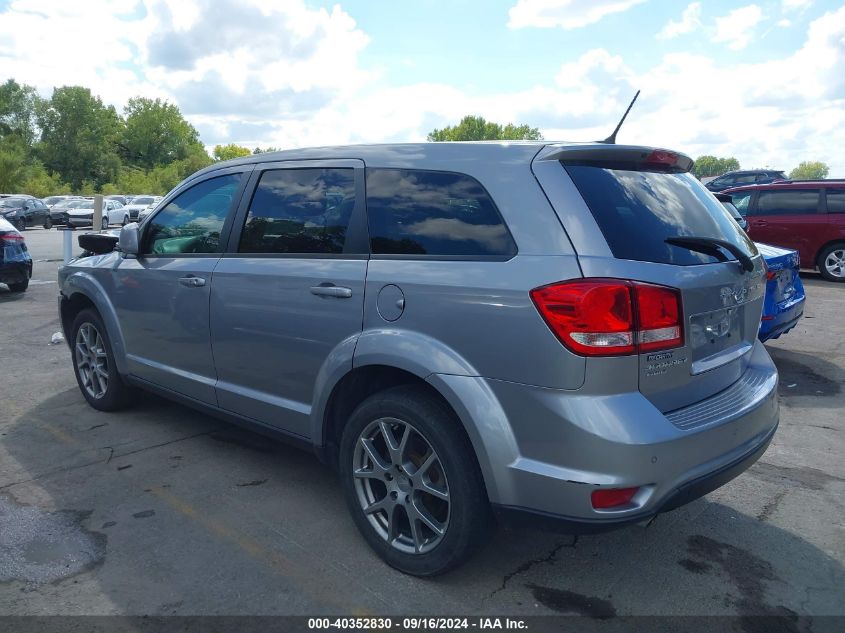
[0,232,24,243]
[530,278,683,356]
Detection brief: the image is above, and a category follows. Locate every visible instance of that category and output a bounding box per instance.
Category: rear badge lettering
[645,351,688,376]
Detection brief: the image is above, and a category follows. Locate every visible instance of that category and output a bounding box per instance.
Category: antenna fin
[599,90,640,144]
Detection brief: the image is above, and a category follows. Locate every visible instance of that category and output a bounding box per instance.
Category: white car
[124,195,162,222]
[137,197,164,222]
[66,199,127,229]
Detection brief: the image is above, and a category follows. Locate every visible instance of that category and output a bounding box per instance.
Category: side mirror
[119,222,140,255]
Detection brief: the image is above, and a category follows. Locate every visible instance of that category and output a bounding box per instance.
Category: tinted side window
[826,189,845,214]
[756,189,820,216]
[734,174,757,185]
[144,174,241,255]
[238,168,355,254]
[366,169,515,257]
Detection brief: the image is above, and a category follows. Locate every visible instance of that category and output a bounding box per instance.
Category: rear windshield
[564,164,756,266]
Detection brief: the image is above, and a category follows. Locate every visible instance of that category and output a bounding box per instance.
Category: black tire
[7,278,28,292]
[15,218,25,231]
[122,215,129,226]
[339,384,492,576]
[817,242,845,282]
[101,217,109,230]
[43,217,53,229]
[70,308,134,411]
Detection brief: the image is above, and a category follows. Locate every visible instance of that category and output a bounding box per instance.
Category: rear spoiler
[534,144,694,174]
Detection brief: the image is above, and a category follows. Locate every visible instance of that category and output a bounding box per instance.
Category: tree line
[0,79,280,197]
[0,81,832,198]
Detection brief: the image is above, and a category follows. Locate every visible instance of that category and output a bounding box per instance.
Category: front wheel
[122,215,129,226]
[101,217,109,230]
[339,385,492,576]
[70,309,134,411]
[15,218,25,231]
[818,243,845,282]
[43,216,53,229]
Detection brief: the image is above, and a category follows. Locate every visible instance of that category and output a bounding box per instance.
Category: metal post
[93,194,103,231]
[62,227,74,263]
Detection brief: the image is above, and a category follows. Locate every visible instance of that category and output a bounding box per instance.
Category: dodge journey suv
[58,143,779,575]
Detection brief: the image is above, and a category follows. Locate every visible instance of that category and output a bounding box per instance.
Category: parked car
[66,199,126,229]
[0,196,51,230]
[123,195,160,222]
[724,180,845,282]
[50,198,86,225]
[0,216,32,292]
[59,142,778,575]
[43,195,74,207]
[136,196,164,222]
[105,195,130,206]
[716,193,805,341]
[706,169,787,193]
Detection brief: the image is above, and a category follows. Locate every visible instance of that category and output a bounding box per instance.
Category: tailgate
[532,144,766,411]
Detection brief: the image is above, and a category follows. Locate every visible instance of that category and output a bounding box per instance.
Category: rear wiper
[665,236,755,273]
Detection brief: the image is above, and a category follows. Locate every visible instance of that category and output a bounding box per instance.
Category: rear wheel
[101,217,109,230]
[7,279,28,292]
[70,308,134,411]
[43,217,53,229]
[818,243,845,282]
[122,215,129,226]
[339,385,492,576]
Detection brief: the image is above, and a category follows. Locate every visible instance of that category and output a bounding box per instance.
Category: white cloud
[507,0,645,30]
[713,4,764,50]
[782,0,812,10]
[778,18,792,27]
[657,2,702,40]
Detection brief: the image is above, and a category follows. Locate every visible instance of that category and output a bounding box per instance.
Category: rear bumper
[759,299,804,342]
[493,419,776,533]
[0,260,32,285]
[468,340,779,525]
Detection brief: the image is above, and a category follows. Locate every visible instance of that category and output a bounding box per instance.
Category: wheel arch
[60,272,129,374]
[815,239,845,266]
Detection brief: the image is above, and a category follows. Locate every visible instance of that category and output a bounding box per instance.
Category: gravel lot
[1,228,843,619]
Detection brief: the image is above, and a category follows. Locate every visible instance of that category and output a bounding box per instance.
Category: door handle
[310,285,352,298]
[179,275,206,288]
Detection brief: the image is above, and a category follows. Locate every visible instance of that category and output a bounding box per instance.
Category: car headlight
[4,210,17,217]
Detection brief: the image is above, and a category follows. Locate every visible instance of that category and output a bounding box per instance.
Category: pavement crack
[488,536,577,599]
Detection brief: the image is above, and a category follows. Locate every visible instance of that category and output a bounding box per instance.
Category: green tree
[213,143,252,161]
[692,155,741,179]
[427,115,543,142]
[0,137,28,192]
[789,161,829,180]
[253,146,281,154]
[0,79,42,148]
[121,97,203,169]
[36,86,122,190]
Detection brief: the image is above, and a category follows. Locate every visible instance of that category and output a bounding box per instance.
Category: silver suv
[58,143,779,575]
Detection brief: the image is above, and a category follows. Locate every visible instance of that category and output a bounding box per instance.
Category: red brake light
[591,487,639,509]
[643,149,678,167]
[530,279,683,356]
[0,232,24,242]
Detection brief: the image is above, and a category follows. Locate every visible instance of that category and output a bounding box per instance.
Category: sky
[0,0,843,174]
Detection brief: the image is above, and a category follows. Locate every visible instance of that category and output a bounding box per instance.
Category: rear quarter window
[365,168,515,257]
[826,189,845,213]
[564,164,755,266]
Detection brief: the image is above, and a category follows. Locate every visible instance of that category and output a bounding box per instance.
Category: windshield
[67,200,94,209]
[564,164,757,266]
[133,197,154,205]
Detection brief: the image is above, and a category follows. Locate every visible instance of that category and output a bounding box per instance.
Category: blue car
[717,193,805,342]
[756,243,805,342]
[0,216,33,292]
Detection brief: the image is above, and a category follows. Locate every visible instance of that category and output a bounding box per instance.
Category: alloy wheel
[824,248,845,279]
[353,417,450,554]
[75,323,109,399]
